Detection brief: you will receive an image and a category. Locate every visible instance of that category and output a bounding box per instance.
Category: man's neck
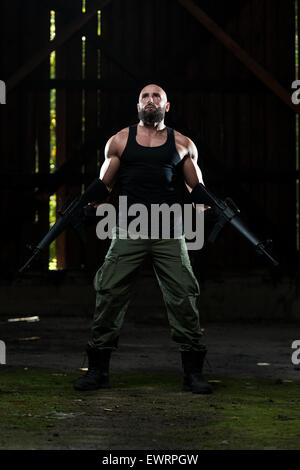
[138,121,166,133]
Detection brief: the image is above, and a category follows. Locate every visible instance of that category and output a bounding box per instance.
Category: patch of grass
[200,377,300,450]
[0,367,78,432]
[0,367,300,449]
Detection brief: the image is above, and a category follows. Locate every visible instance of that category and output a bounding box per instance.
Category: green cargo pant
[88,227,204,352]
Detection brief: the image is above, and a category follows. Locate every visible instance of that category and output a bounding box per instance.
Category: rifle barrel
[18,248,42,273]
[230,216,261,246]
[230,215,279,266]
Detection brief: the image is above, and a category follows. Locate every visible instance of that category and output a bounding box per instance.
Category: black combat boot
[74,346,111,391]
[181,349,212,394]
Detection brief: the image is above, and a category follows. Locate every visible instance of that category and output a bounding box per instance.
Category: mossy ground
[0,366,300,450]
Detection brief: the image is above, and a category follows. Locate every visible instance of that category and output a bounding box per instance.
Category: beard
[138,106,165,125]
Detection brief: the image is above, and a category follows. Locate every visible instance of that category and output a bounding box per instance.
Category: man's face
[137,85,170,125]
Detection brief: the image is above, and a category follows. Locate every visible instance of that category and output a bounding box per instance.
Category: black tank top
[117,124,183,237]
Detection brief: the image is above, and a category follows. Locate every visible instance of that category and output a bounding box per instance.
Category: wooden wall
[0,0,50,273]
[0,0,297,276]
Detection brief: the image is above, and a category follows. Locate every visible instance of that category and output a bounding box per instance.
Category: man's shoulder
[107,127,130,147]
[112,127,130,143]
[173,129,193,147]
[106,127,130,158]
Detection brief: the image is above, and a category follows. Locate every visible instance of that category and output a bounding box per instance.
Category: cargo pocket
[93,253,119,291]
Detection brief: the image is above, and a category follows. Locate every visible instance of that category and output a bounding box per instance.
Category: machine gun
[19,179,279,273]
[193,183,279,267]
[18,178,108,274]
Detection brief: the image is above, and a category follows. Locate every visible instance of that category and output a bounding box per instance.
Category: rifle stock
[19,197,82,273]
[18,178,108,273]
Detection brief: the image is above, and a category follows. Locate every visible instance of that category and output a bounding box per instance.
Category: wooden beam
[178,0,298,113]
[3,169,300,191]
[6,0,112,93]
[21,78,271,93]
[93,37,144,82]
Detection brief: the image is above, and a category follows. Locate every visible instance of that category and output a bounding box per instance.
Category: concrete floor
[1,315,300,381]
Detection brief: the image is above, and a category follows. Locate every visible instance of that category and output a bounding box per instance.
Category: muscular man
[74,84,212,394]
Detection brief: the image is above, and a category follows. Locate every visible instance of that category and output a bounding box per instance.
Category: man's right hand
[83,203,99,217]
[89,202,101,208]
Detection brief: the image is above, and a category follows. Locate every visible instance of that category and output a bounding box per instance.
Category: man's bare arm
[99,135,121,191]
[182,137,204,191]
[182,137,211,211]
[88,135,121,208]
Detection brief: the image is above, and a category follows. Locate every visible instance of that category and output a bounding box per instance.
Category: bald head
[138,84,168,103]
[137,84,170,126]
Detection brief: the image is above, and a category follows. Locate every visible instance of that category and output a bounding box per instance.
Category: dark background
[0,0,298,322]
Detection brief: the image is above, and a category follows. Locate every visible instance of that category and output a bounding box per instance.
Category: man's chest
[135,130,168,147]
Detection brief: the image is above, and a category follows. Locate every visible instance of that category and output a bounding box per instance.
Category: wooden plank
[219,10,241,268]
[0,0,23,272]
[55,0,84,269]
[264,0,296,260]
[21,77,272,92]
[84,6,101,270]
[250,0,266,245]
[6,0,113,93]
[18,1,45,271]
[3,167,300,190]
[55,6,68,269]
[235,0,253,268]
[92,37,144,82]
[33,1,51,271]
[177,0,298,113]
